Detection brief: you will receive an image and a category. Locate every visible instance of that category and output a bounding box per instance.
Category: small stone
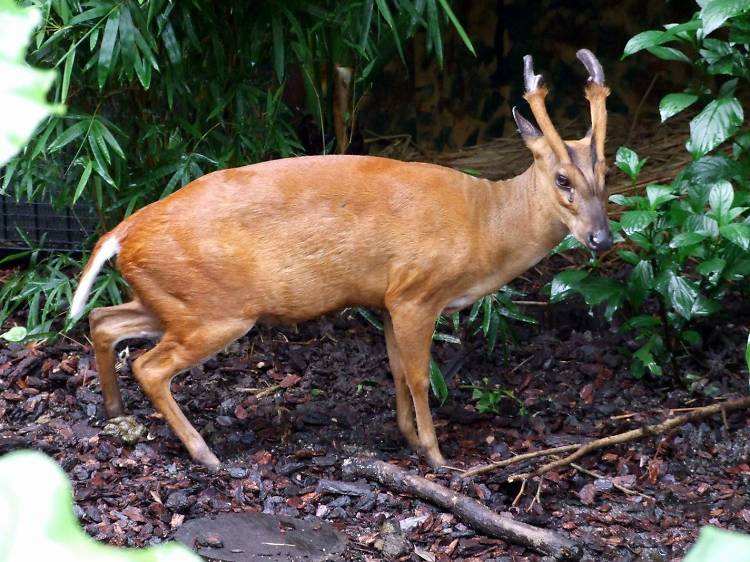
[399,515,429,532]
[229,467,247,479]
[165,490,192,512]
[381,533,412,558]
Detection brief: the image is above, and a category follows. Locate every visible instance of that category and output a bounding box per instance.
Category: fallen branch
[462,396,750,483]
[342,457,581,561]
[509,396,750,482]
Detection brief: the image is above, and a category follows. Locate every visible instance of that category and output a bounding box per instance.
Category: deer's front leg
[387,303,446,468]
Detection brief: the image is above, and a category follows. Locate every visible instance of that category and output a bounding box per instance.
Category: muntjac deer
[70,50,611,470]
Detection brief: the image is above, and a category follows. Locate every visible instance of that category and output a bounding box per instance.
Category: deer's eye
[556,174,570,189]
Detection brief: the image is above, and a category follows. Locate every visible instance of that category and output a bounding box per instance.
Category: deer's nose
[587,229,612,252]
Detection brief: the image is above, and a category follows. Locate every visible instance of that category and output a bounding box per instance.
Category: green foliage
[0,450,199,561]
[553,2,750,377]
[683,526,750,562]
[0,0,62,165]
[463,380,526,415]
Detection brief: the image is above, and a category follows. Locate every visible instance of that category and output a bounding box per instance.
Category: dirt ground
[1,268,749,561]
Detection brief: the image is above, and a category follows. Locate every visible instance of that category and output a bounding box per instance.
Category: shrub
[551,0,750,377]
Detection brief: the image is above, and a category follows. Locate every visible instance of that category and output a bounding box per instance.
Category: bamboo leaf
[97,11,119,89]
[72,159,93,203]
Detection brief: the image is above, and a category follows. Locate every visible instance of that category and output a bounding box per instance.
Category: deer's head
[513,49,612,252]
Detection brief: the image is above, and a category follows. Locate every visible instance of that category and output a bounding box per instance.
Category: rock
[228,467,247,479]
[399,514,429,532]
[165,490,193,512]
[317,479,371,496]
[381,532,412,558]
[175,512,347,562]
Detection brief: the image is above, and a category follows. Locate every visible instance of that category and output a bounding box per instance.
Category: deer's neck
[481,164,568,274]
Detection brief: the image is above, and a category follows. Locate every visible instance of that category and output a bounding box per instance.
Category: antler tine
[576,48,609,166]
[522,54,569,163]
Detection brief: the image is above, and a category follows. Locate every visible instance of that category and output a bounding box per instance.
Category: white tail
[69,236,120,320]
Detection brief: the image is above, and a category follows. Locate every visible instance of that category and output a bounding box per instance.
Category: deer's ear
[512,107,541,140]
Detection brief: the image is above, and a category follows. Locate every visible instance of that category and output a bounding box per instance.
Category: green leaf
[551,234,584,254]
[667,274,698,319]
[697,257,726,283]
[646,184,676,208]
[429,357,448,405]
[60,48,75,103]
[670,232,709,248]
[708,180,734,223]
[436,0,475,56]
[48,120,87,151]
[72,160,93,204]
[623,30,667,57]
[118,5,137,79]
[684,526,750,562]
[550,270,588,303]
[647,46,691,63]
[0,450,201,561]
[681,330,702,347]
[615,146,646,181]
[719,222,750,250]
[633,340,663,376]
[97,12,119,89]
[687,97,744,158]
[621,210,658,235]
[374,0,405,64]
[659,93,698,122]
[1,326,27,342]
[701,0,750,35]
[627,260,653,308]
[0,1,62,164]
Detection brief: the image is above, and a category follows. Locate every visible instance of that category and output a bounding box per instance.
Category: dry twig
[343,457,581,560]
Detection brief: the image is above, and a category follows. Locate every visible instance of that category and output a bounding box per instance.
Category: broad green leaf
[97,12,119,89]
[623,30,667,57]
[691,295,721,317]
[647,46,691,63]
[719,222,750,250]
[687,97,744,158]
[684,526,750,562]
[670,231,709,248]
[681,330,702,347]
[697,257,726,283]
[0,325,27,342]
[667,274,698,319]
[633,340,663,376]
[627,260,653,308]
[550,270,588,302]
[708,180,734,223]
[551,234,584,254]
[623,21,701,57]
[659,93,698,122]
[615,146,646,181]
[621,210,658,235]
[701,0,750,35]
[646,184,676,208]
[0,450,200,561]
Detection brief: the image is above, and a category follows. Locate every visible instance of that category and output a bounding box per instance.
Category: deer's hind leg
[131,318,254,469]
[89,299,163,418]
